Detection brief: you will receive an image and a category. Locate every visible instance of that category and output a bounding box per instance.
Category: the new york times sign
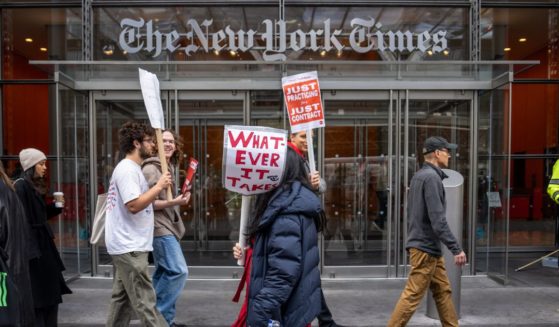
[119,17,448,61]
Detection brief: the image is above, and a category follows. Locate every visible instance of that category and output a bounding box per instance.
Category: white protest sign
[139,68,164,129]
[223,126,288,196]
[282,71,325,133]
[139,68,171,200]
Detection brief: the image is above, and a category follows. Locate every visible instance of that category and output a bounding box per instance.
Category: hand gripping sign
[223,125,288,265]
[139,68,172,200]
[282,71,325,172]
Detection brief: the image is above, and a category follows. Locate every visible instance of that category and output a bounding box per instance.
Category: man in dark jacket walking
[387,136,467,327]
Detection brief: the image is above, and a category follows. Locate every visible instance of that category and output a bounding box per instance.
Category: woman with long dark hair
[243,146,325,327]
[14,148,71,327]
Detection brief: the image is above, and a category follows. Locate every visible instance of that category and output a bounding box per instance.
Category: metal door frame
[319,90,473,278]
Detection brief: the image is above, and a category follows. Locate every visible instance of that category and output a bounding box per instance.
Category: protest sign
[223,125,288,266]
[139,68,171,200]
[282,71,325,133]
[223,125,288,196]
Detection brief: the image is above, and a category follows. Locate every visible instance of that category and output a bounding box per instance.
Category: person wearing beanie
[14,148,72,327]
[19,148,47,172]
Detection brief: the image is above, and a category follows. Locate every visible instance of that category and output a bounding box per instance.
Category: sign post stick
[306,129,316,173]
[237,195,251,266]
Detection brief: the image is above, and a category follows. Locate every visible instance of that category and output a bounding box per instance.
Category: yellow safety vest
[547,159,559,204]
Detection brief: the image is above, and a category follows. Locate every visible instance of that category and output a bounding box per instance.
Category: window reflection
[481,7,559,79]
[2,8,81,79]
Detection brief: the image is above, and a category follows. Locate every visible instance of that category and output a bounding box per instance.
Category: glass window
[512,84,559,154]
[249,91,284,128]
[2,84,54,156]
[284,6,469,61]
[507,84,559,248]
[1,8,82,79]
[481,7,559,79]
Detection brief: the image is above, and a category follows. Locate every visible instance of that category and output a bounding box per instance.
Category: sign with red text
[223,126,288,196]
[282,71,325,133]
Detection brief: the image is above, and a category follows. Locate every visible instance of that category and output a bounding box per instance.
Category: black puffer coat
[247,181,322,327]
[0,181,35,326]
[14,177,71,309]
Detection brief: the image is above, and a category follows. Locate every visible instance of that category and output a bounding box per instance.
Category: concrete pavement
[59,273,559,327]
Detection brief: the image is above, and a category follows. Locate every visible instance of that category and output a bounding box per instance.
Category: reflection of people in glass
[374,158,388,231]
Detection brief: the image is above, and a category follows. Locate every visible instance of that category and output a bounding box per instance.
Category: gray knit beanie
[19,148,47,171]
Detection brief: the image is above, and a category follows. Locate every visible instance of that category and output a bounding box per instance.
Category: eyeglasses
[437,148,450,155]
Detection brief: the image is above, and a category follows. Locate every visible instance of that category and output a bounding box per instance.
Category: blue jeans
[152,235,189,325]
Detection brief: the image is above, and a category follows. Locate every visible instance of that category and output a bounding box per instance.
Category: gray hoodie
[406,162,462,257]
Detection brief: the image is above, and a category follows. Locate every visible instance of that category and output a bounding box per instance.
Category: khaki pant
[387,248,459,327]
[106,252,167,327]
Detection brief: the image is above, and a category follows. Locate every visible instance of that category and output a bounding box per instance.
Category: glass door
[320,90,472,278]
[477,77,512,283]
[177,91,245,271]
[321,91,392,278]
[55,82,89,277]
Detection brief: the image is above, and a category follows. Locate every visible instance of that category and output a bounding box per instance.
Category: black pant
[317,290,335,327]
[34,304,58,327]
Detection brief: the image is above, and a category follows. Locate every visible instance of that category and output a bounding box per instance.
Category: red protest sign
[223,126,288,196]
[282,71,325,133]
[181,157,198,195]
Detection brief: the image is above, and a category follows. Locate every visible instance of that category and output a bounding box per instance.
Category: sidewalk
[59,274,559,326]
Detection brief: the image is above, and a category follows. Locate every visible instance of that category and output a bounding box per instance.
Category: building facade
[1,0,558,283]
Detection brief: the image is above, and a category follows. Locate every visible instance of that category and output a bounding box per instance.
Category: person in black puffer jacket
[246,147,325,327]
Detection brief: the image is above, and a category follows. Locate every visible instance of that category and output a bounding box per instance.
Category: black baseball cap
[422,136,457,155]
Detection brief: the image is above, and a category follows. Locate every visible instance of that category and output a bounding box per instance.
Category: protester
[104,121,172,327]
[289,130,346,327]
[387,136,467,327]
[14,148,72,327]
[288,130,326,192]
[0,161,34,326]
[242,147,325,327]
[142,129,190,327]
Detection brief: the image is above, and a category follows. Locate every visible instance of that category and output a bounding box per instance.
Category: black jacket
[0,181,35,326]
[247,181,322,327]
[14,177,71,308]
[406,163,462,256]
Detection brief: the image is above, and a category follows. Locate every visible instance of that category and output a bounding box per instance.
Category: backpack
[90,193,107,247]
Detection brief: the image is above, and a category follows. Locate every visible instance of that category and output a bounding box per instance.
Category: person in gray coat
[387,136,467,327]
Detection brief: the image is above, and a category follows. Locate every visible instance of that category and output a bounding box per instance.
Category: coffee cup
[53,192,64,208]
